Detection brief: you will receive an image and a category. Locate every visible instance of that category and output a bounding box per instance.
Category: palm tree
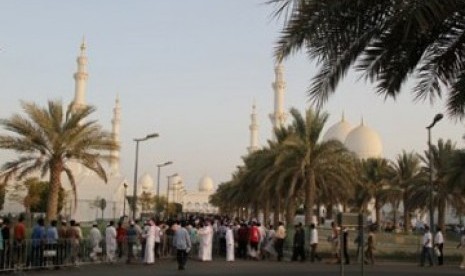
[389,151,424,232]
[269,0,465,118]
[278,107,355,225]
[0,100,118,221]
[419,139,457,231]
[358,158,393,224]
[445,149,465,219]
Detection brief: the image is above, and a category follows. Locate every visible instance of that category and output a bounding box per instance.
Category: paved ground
[22,259,465,276]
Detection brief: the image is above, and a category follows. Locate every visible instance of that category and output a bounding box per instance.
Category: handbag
[434,246,441,257]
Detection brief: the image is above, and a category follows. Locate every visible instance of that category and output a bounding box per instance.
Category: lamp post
[427,113,443,232]
[166,173,178,217]
[132,133,159,220]
[156,161,173,216]
[123,182,128,217]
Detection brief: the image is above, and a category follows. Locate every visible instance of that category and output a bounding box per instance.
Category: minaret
[110,95,121,175]
[247,101,259,153]
[269,62,287,138]
[71,38,88,113]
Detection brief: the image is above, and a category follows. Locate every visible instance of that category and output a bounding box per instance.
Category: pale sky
[0,1,463,193]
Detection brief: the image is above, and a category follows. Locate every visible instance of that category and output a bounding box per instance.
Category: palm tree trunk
[286,200,296,225]
[327,202,333,219]
[403,193,410,233]
[46,159,63,222]
[252,202,259,220]
[263,200,270,226]
[438,198,446,232]
[375,197,381,224]
[273,200,281,227]
[304,171,316,226]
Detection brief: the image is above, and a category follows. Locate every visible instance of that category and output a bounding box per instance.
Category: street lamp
[132,133,159,220]
[166,173,178,217]
[123,182,128,217]
[427,113,443,232]
[156,161,173,216]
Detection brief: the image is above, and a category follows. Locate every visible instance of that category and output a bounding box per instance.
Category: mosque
[3,40,387,222]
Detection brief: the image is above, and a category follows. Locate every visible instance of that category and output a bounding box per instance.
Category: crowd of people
[0,214,426,272]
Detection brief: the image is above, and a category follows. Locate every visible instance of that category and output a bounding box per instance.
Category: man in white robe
[143,219,156,264]
[89,222,102,261]
[226,224,235,261]
[198,221,213,261]
[105,221,117,263]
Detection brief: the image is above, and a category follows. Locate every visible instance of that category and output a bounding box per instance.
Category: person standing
[105,221,117,263]
[420,225,434,267]
[116,221,126,259]
[309,223,322,262]
[126,221,138,264]
[226,223,235,261]
[173,221,191,271]
[198,221,213,261]
[237,223,248,259]
[342,227,350,265]
[249,221,261,260]
[330,222,340,264]
[291,223,305,262]
[275,222,286,261]
[30,218,46,268]
[13,216,26,268]
[143,219,155,264]
[365,227,375,265]
[154,221,161,260]
[434,227,444,265]
[89,222,102,262]
[1,218,11,269]
[457,230,465,269]
[45,220,59,267]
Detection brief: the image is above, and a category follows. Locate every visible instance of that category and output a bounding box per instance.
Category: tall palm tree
[269,0,465,118]
[389,151,424,232]
[419,139,457,231]
[0,100,118,221]
[358,158,393,224]
[445,149,465,219]
[278,107,355,225]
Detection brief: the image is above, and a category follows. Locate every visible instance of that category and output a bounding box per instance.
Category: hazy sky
[1,1,464,193]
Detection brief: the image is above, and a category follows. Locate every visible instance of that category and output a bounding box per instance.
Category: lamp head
[427,113,444,129]
[146,133,159,139]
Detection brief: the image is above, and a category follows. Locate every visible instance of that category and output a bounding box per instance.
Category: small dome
[322,115,353,142]
[139,173,154,192]
[344,121,383,159]
[198,175,215,192]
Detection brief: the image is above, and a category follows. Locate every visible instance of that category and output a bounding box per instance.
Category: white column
[71,38,88,112]
[110,95,121,175]
[269,62,287,139]
[248,102,259,153]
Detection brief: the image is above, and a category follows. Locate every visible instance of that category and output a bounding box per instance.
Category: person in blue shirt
[29,218,46,268]
[45,220,59,267]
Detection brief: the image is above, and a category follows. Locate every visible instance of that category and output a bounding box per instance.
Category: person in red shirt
[249,221,261,260]
[13,216,26,267]
[116,221,127,259]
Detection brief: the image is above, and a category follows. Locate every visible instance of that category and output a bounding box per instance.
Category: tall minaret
[269,62,287,138]
[71,38,88,113]
[247,101,259,154]
[110,95,121,175]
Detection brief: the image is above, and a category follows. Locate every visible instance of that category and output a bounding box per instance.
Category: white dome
[322,116,353,142]
[344,121,383,159]
[139,173,154,192]
[198,175,215,192]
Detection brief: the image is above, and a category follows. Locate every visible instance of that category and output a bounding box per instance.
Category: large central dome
[344,121,383,159]
[198,175,215,192]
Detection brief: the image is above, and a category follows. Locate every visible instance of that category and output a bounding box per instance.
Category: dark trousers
[420,246,433,266]
[176,249,188,270]
[310,243,321,262]
[343,245,350,264]
[238,241,247,259]
[437,243,444,265]
[117,241,124,258]
[155,242,160,259]
[219,238,226,256]
[127,242,135,263]
[292,245,305,261]
[275,238,284,261]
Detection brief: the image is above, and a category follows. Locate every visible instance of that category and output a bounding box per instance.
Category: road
[24,259,465,276]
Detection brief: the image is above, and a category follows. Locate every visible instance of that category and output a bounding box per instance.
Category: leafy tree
[270,0,465,118]
[0,100,118,221]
